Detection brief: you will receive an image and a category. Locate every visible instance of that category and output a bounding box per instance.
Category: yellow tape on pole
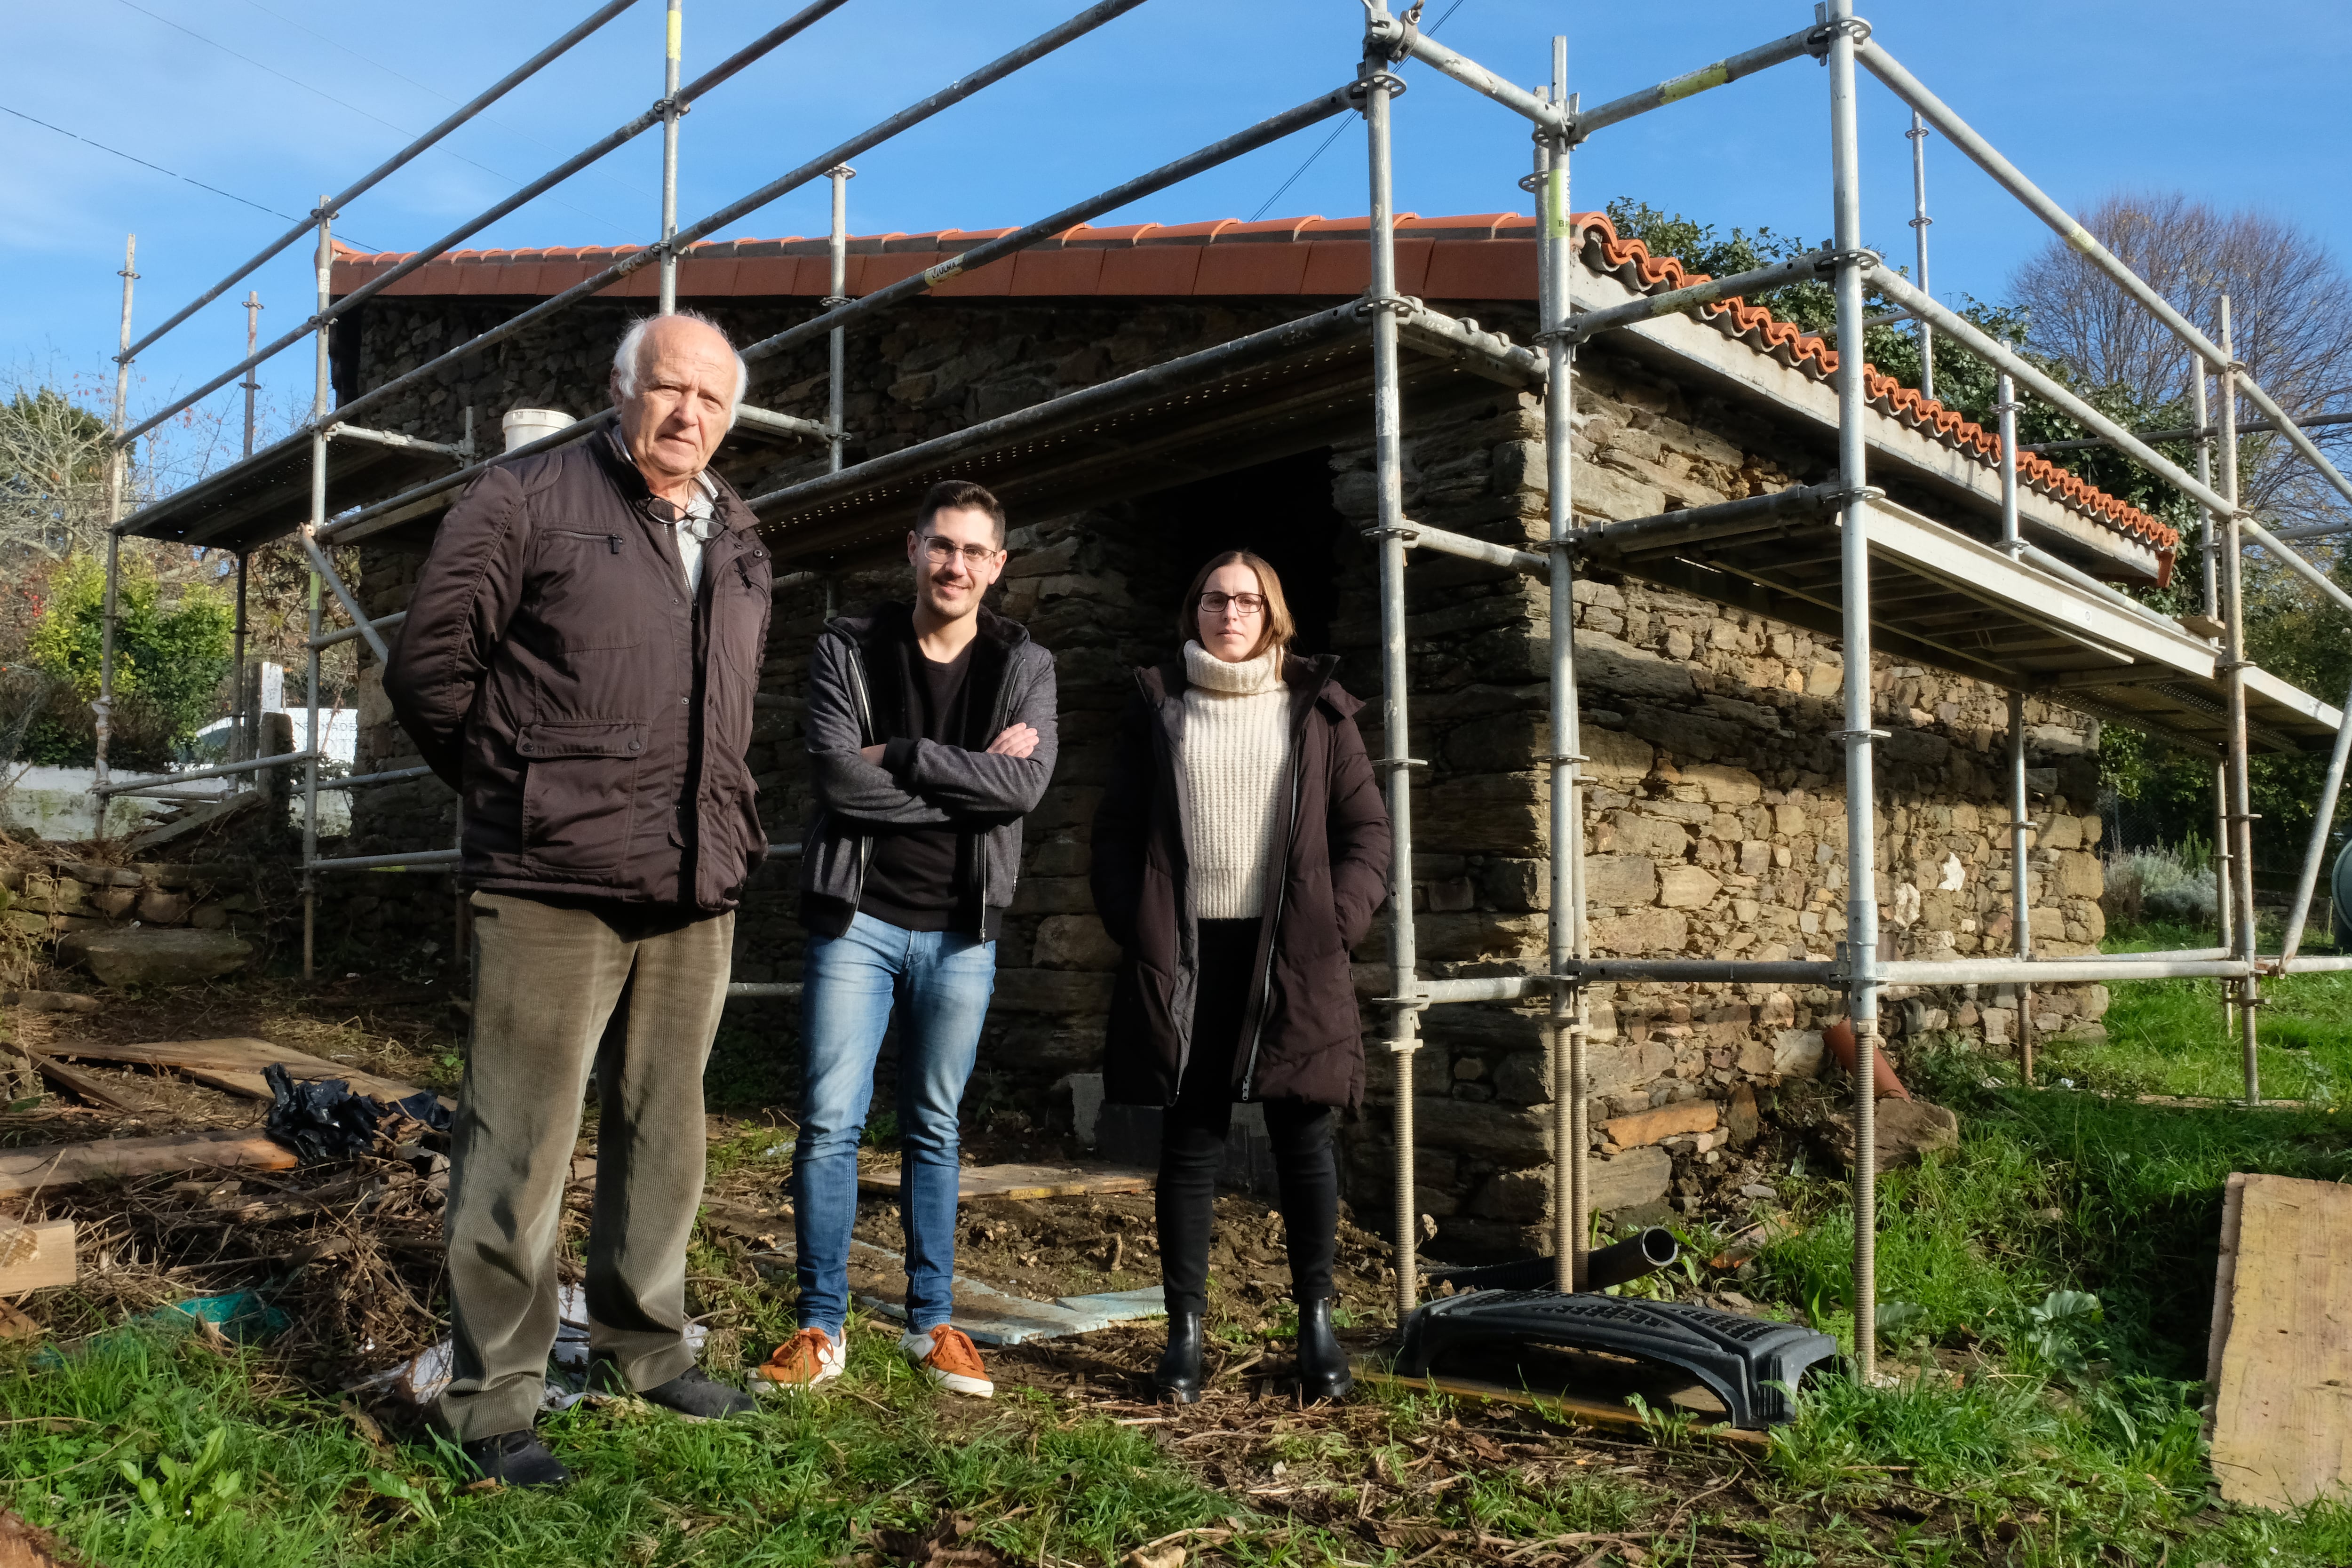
[1659,62,1731,104]
[667,7,682,61]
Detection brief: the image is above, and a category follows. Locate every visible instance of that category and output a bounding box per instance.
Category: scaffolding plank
[2209,1173,2352,1510]
[49,1038,442,1110]
[856,1162,1154,1202]
[0,1130,297,1197]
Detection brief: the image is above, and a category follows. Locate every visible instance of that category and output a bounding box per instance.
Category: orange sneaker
[901,1325,993,1398]
[750,1327,844,1393]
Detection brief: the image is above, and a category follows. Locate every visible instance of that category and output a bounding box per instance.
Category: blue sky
[7,0,2349,449]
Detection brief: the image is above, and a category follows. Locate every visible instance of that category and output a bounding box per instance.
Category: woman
[1091,550,1392,1404]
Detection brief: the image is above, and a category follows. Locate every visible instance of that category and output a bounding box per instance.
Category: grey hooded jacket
[799,603,1057,940]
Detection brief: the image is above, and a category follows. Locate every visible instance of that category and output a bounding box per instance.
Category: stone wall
[342,291,2114,1258]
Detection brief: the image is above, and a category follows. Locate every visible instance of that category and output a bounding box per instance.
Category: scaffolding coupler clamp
[1804,16,1872,56]
[1373,756,1430,772]
[1821,484,1887,508]
[1814,248,1883,277]
[1353,294,1421,324]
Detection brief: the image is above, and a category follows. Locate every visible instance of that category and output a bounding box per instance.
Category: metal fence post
[659,0,683,315]
[1360,23,1423,1321]
[1826,0,1883,1381]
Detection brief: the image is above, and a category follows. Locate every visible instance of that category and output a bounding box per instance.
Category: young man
[756,479,1057,1397]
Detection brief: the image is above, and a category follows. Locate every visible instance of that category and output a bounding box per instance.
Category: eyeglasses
[919,535,1000,567]
[1199,591,1267,618]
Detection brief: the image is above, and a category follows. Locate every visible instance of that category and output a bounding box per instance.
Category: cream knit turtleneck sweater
[1181,640,1292,920]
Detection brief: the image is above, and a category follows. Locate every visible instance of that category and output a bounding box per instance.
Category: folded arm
[805,633,954,827]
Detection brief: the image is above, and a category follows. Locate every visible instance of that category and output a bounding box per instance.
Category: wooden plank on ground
[5,1048,134,1114]
[0,1222,75,1296]
[1349,1361,1768,1450]
[2210,1172,2352,1510]
[856,1162,1154,1203]
[48,1037,443,1109]
[0,1129,297,1197]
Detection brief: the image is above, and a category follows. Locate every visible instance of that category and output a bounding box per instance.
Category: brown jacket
[385,432,771,911]
[1091,654,1391,1111]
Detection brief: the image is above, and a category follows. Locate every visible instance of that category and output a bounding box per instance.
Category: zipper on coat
[1237,740,1308,1100]
[972,647,1021,931]
[844,633,878,891]
[1238,679,1325,1101]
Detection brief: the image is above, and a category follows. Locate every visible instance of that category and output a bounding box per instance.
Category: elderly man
[386,310,771,1488]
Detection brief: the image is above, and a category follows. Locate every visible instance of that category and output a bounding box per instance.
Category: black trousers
[1156,918,1338,1318]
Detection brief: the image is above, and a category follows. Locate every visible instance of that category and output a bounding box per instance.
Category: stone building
[320,209,2172,1258]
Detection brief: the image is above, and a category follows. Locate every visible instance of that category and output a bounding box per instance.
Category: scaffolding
[97,0,2352,1383]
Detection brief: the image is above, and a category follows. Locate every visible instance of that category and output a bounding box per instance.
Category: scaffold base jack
[1392,1290,1839,1430]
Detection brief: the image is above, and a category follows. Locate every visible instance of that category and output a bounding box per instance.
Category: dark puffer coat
[1090,653,1392,1111]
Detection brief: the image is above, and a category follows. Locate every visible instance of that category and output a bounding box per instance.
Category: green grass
[1,1321,1233,1567]
[2043,917,2352,1103]
[1728,1005,2352,1565]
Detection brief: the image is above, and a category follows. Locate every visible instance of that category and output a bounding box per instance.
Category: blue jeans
[794,912,995,1336]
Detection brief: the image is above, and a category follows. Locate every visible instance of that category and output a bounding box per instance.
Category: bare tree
[2010,190,2352,528]
[0,362,119,563]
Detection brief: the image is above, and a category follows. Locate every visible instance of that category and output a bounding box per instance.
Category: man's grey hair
[612,310,748,421]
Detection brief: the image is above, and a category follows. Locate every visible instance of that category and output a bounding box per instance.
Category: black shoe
[1293,1297,1353,1402]
[591,1356,757,1420]
[460,1429,571,1489]
[1154,1310,1204,1404]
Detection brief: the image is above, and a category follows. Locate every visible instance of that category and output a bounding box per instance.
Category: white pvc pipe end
[502,407,574,453]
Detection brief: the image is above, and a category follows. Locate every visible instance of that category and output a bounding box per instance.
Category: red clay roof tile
[327,209,2171,557]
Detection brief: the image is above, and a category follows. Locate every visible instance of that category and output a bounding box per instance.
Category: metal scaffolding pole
[120,0,639,373]
[116,0,853,453]
[231,554,249,772]
[1534,37,1588,1293]
[826,164,854,474]
[1361,27,1422,1321]
[1905,111,1933,402]
[2217,297,2261,1104]
[1994,373,2032,1077]
[659,0,683,316]
[95,235,137,833]
[2193,359,2236,1041]
[303,201,332,982]
[2007,692,2034,1083]
[2279,669,2352,965]
[1825,0,1883,1381]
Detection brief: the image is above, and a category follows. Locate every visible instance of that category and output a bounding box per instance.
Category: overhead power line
[1248,0,1472,223]
[230,0,656,201]
[1,103,382,250]
[113,0,629,232]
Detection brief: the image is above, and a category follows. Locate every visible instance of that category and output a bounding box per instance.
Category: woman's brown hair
[1179,550,1296,660]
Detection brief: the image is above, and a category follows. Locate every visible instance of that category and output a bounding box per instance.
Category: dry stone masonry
[339,271,2117,1260]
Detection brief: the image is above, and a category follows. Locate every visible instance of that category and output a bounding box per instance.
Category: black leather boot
[1293,1297,1353,1402]
[1155,1310,1204,1404]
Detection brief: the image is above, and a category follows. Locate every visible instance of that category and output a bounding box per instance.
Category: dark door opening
[1127,447,1350,658]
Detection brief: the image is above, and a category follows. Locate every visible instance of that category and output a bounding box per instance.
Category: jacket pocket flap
[517,720,648,760]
